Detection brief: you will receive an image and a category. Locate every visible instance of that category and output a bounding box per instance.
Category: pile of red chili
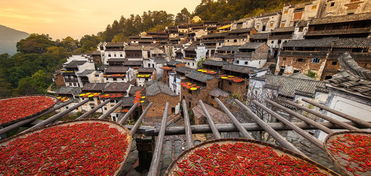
[0,96,55,125]
[0,122,130,175]
[170,142,331,176]
[327,133,371,176]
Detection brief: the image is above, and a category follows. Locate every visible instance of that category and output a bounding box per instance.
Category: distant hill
[0,25,29,55]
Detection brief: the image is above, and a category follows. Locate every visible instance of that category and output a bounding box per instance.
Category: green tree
[175,8,191,25]
[80,35,101,53]
[16,34,56,53]
[60,36,79,52]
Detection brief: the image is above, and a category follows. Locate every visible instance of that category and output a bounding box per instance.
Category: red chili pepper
[0,122,129,175]
[0,96,55,125]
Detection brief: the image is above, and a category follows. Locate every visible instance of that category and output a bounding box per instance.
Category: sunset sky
[0,0,200,40]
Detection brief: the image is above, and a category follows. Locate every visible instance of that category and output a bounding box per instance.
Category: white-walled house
[233,43,269,68]
[254,12,282,33]
[143,58,167,79]
[176,45,208,69]
[103,66,134,83]
[136,68,156,86]
[98,42,126,65]
[62,56,95,88]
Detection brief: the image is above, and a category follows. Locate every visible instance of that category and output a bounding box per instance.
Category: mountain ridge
[0,25,29,55]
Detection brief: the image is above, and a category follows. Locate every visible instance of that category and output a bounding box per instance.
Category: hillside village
[54,0,370,125]
[1,0,370,175]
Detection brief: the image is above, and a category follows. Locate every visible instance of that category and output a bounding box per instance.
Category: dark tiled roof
[227,28,254,34]
[64,61,86,69]
[123,61,143,66]
[105,66,129,74]
[310,13,371,25]
[122,97,135,107]
[209,88,230,97]
[222,64,257,74]
[167,60,181,66]
[104,82,130,93]
[217,45,240,52]
[106,42,125,47]
[185,71,215,83]
[333,38,371,48]
[265,75,327,97]
[55,87,81,95]
[76,70,95,76]
[283,38,337,48]
[129,86,144,96]
[250,33,269,39]
[145,81,177,96]
[203,60,228,67]
[272,27,295,33]
[138,68,155,73]
[175,67,195,74]
[256,75,327,98]
[82,83,106,92]
[107,58,126,62]
[153,58,167,64]
[234,52,253,59]
[327,53,371,98]
[125,45,142,50]
[284,38,371,48]
[239,42,265,49]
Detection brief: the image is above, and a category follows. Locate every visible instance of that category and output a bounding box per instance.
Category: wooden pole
[23,99,89,133]
[266,99,334,134]
[76,99,111,120]
[0,100,73,135]
[182,100,194,149]
[148,102,169,176]
[235,99,305,156]
[252,100,324,149]
[118,103,139,125]
[283,99,359,130]
[302,98,371,128]
[98,99,124,120]
[130,102,153,136]
[199,100,221,139]
[215,98,254,139]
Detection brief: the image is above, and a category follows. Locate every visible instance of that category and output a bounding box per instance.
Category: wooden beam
[182,100,193,149]
[302,98,371,128]
[199,100,221,139]
[148,102,169,176]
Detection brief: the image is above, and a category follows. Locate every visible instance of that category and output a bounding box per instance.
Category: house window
[299,27,304,32]
[120,54,123,57]
[325,76,332,80]
[294,70,300,73]
[244,61,248,65]
[108,54,111,57]
[332,61,338,65]
[236,60,240,64]
[312,58,320,63]
[171,107,175,113]
[330,2,335,6]
[113,78,117,81]
[297,58,304,62]
[104,107,107,110]
[283,57,287,61]
[234,39,237,42]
